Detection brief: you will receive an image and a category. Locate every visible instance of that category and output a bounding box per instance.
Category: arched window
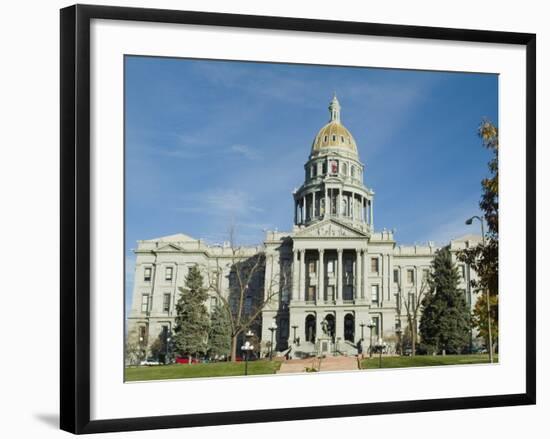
[342,162,348,176]
[351,166,355,177]
[342,198,348,216]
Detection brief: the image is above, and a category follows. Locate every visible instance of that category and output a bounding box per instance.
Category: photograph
[123,56,499,382]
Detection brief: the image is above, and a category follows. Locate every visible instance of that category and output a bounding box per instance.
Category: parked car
[175,357,200,364]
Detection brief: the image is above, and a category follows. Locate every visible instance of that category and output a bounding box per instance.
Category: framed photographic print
[60,4,536,434]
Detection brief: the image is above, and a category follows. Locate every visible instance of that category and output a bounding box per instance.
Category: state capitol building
[127,96,480,358]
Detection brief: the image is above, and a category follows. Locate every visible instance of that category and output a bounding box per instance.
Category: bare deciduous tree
[204,226,288,362]
[398,275,429,356]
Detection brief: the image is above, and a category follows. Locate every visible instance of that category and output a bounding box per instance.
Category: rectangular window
[141,294,149,313]
[371,285,379,304]
[165,266,173,281]
[144,267,152,282]
[326,285,334,301]
[327,260,334,274]
[393,269,399,283]
[244,296,252,314]
[372,316,380,337]
[308,260,316,274]
[460,265,466,279]
[407,269,414,284]
[139,326,147,345]
[307,286,316,301]
[408,292,416,307]
[370,257,379,273]
[210,296,218,309]
[163,293,171,313]
[423,268,430,280]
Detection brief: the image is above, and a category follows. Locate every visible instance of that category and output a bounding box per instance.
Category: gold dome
[311,95,358,157]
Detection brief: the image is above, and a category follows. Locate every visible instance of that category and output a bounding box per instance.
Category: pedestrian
[357,340,363,360]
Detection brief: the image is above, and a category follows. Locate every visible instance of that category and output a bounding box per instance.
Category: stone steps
[277,355,359,374]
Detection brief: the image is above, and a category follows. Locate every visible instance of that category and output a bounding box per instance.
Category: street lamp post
[165,336,171,364]
[268,321,277,361]
[395,327,402,356]
[466,215,494,363]
[359,321,366,341]
[241,330,255,376]
[367,321,376,358]
[375,338,387,368]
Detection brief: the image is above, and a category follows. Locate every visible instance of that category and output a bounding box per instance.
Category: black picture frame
[60,4,536,434]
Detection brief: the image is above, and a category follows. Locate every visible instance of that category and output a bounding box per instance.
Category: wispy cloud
[175,188,264,217]
[230,144,260,160]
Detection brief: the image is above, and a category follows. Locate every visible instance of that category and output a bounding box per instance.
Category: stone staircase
[277,355,359,374]
[291,340,359,359]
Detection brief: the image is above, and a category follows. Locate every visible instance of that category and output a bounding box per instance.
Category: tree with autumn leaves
[457,119,499,356]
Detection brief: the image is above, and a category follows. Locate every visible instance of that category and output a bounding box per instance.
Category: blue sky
[124,56,498,306]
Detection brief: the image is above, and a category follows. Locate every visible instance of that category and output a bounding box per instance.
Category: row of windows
[143,266,174,282]
[322,134,352,144]
[141,293,224,315]
[141,293,171,314]
[391,265,466,285]
[308,159,362,180]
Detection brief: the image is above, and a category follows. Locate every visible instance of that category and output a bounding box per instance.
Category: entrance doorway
[344,313,355,342]
[305,314,316,342]
[325,314,335,341]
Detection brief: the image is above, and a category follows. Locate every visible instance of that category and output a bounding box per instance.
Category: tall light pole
[375,338,387,368]
[359,321,366,341]
[241,330,255,376]
[466,215,494,363]
[395,327,402,356]
[268,321,277,361]
[367,321,376,358]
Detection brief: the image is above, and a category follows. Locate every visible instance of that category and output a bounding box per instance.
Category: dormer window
[324,135,328,142]
[341,136,345,142]
[332,135,336,142]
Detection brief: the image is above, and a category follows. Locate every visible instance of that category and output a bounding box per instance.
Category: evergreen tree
[207,305,232,360]
[173,265,210,359]
[420,247,471,354]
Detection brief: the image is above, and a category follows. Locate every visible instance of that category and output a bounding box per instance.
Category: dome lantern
[311,95,359,158]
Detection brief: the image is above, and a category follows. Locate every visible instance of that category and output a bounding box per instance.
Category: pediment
[156,243,184,252]
[293,219,369,238]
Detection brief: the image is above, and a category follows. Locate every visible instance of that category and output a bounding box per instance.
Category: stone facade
[126,96,480,359]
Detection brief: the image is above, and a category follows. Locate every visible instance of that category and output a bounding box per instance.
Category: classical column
[324,187,328,218]
[292,249,298,301]
[364,251,370,303]
[337,189,342,217]
[318,249,325,303]
[356,249,362,300]
[312,191,316,219]
[337,249,343,302]
[302,197,306,224]
[299,249,306,301]
[370,199,374,227]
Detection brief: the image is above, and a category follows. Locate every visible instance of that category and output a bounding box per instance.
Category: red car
[175,357,200,364]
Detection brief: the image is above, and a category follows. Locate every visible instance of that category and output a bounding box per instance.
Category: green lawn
[361,354,498,370]
[125,359,283,382]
